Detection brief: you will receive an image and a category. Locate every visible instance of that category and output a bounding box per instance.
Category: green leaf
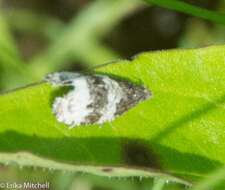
[145,0,225,25]
[1,45,225,187]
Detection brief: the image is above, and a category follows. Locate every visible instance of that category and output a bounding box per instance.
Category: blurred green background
[0,0,225,189]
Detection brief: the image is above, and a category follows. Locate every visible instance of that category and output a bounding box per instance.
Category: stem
[145,0,225,25]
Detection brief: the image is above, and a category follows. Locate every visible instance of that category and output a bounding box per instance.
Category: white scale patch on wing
[52,76,93,126]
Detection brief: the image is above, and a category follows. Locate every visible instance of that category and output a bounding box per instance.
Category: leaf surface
[0,45,225,185]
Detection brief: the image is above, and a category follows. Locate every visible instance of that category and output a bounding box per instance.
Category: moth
[45,72,151,128]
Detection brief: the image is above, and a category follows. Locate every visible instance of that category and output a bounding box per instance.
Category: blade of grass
[3,9,119,71]
[3,9,64,42]
[27,0,142,79]
[70,38,119,67]
[0,14,35,89]
[145,0,225,25]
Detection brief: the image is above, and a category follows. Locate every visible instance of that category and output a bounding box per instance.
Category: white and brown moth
[45,72,151,128]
